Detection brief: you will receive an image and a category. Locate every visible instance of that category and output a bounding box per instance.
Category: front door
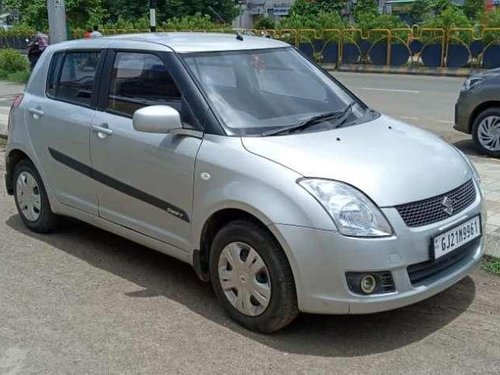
[89,51,202,250]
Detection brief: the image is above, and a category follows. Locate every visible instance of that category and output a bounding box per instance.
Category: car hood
[242,115,471,207]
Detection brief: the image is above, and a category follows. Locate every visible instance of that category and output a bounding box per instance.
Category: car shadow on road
[6,214,476,358]
[452,139,500,162]
[453,139,481,157]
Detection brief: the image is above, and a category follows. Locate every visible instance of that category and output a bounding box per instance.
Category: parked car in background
[5,33,485,333]
[455,69,500,158]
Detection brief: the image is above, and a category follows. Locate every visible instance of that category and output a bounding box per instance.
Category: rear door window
[47,51,101,107]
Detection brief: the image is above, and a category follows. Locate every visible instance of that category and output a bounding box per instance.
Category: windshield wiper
[263,102,356,136]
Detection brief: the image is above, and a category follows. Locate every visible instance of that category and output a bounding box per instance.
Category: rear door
[27,50,104,215]
[89,50,203,250]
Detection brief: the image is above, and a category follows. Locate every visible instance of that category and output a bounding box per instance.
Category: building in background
[233,0,294,28]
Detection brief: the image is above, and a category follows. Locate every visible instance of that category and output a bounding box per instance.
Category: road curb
[485,231,500,258]
[323,64,476,78]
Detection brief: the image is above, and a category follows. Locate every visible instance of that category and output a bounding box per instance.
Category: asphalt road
[1,74,500,374]
[335,72,468,143]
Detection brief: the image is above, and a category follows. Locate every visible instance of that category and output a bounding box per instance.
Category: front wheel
[209,220,298,333]
[472,108,500,158]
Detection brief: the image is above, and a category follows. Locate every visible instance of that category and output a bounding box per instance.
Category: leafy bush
[463,0,485,22]
[0,49,28,74]
[289,0,345,17]
[254,17,275,30]
[354,0,378,23]
[422,6,472,29]
[409,0,433,24]
[482,8,500,45]
[422,6,473,44]
[429,0,455,15]
[355,14,408,43]
[356,13,407,31]
[107,16,135,29]
[7,70,31,83]
[163,13,224,30]
[278,11,344,30]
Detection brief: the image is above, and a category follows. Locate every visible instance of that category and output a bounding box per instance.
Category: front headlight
[461,76,484,92]
[298,179,393,237]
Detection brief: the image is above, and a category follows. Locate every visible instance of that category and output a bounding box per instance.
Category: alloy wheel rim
[218,241,271,316]
[16,171,41,222]
[478,115,500,152]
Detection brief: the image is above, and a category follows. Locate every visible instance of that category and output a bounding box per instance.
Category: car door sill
[54,201,192,265]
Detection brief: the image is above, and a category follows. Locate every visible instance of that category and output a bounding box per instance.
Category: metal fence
[261,27,500,69]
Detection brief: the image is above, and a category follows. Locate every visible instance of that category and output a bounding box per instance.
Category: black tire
[472,107,500,158]
[13,159,58,233]
[209,219,298,333]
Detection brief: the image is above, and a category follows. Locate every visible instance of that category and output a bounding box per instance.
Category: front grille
[395,180,476,228]
[407,238,479,286]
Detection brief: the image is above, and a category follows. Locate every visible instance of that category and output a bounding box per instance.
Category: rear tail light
[11,93,24,110]
[8,93,24,132]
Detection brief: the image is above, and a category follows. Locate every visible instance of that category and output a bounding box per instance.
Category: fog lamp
[360,274,377,294]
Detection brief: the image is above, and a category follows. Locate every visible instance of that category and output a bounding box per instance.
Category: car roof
[49,32,290,53]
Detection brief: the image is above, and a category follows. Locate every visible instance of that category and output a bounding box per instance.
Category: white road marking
[399,116,454,124]
[361,87,421,94]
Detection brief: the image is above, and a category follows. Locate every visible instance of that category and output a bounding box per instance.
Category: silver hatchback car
[5,33,486,332]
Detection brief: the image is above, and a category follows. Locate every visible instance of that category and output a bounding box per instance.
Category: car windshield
[182,47,371,136]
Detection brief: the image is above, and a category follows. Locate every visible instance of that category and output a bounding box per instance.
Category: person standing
[90,25,103,38]
[27,31,49,69]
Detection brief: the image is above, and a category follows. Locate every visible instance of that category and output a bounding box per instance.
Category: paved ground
[1,76,500,374]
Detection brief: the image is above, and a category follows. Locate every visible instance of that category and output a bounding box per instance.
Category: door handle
[28,108,44,119]
[92,124,113,136]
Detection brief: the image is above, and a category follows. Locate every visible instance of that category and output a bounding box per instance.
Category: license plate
[432,216,481,260]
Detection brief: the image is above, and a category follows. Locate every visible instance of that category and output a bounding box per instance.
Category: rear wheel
[13,159,58,233]
[209,220,298,333]
[472,108,500,158]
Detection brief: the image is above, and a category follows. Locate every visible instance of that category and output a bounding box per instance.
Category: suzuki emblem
[442,196,454,216]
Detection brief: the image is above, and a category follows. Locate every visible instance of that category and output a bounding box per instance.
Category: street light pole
[47,0,67,43]
[149,0,157,32]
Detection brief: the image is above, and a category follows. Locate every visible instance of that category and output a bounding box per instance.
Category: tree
[289,0,346,17]
[463,0,484,21]
[4,0,105,29]
[5,0,237,29]
[429,0,454,15]
[254,17,275,30]
[409,0,432,24]
[101,0,237,25]
[353,0,378,22]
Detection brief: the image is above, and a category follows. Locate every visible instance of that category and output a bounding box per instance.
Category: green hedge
[0,49,30,83]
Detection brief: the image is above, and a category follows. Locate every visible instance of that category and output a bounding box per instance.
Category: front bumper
[271,184,485,315]
[454,91,476,134]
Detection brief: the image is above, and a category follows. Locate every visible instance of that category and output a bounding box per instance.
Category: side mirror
[133,105,182,134]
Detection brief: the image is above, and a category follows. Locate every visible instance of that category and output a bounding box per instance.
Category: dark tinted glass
[49,51,100,106]
[108,52,182,116]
